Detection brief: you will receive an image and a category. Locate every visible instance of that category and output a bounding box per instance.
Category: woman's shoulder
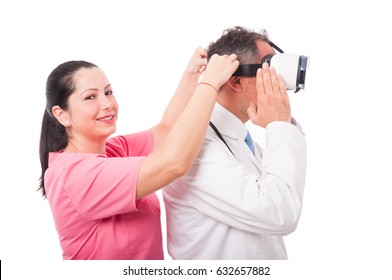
[106,130,154,157]
[107,130,153,145]
[48,151,105,169]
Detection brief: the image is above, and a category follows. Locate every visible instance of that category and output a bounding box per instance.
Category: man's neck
[216,99,248,123]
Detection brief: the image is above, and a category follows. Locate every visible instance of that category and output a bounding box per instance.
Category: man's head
[207,26,274,122]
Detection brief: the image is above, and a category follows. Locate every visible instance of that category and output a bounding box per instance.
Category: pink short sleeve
[106,130,154,157]
[46,130,155,221]
[60,154,144,220]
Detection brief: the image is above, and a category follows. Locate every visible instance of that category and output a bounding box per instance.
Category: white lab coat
[162,103,307,259]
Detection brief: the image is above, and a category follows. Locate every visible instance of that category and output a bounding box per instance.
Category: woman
[38,48,239,259]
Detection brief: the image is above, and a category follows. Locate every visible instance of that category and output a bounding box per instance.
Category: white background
[1,0,391,279]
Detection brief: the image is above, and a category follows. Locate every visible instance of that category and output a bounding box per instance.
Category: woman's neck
[65,139,106,154]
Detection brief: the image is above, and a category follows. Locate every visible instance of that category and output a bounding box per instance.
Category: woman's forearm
[137,85,217,199]
[156,71,199,134]
[137,54,239,199]
[152,48,207,148]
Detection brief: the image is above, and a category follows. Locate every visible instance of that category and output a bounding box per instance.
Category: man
[163,26,307,259]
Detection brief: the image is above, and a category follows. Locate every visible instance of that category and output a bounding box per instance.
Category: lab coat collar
[211,103,248,141]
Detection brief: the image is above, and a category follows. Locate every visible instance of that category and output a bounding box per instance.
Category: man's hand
[247,63,291,128]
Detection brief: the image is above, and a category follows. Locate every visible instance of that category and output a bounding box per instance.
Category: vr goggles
[232,41,309,92]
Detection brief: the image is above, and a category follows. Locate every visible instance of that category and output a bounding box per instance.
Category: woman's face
[65,67,118,143]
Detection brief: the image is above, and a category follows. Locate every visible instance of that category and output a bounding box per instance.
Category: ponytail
[38,109,68,197]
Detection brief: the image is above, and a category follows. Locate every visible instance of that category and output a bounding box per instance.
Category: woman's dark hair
[39,60,97,197]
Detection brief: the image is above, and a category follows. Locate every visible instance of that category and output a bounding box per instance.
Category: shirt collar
[211,103,248,140]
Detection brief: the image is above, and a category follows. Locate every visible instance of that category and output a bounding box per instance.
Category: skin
[217,40,291,126]
[248,63,291,127]
[50,44,289,200]
[53,67,117,154]
[137,53,239,199]
[52,50,240,199]
[151,47,208,152]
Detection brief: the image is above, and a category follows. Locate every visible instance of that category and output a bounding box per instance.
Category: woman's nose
[100,94,113,110]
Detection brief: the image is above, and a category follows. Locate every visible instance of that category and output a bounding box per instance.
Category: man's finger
[262,63,274,95]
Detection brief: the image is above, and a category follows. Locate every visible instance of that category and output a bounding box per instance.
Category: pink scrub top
[44,130,164,260]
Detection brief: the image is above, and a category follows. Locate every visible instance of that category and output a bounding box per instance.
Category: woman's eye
[85,95,95,100]
[105,91,113,96]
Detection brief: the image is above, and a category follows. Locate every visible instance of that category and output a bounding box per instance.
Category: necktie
[244,130,255,154]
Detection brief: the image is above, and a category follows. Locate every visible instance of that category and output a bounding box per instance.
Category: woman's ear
[52,105,71,127]
[227,76,243,93]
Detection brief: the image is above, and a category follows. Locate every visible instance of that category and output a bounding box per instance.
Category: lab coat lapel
[211,105,264,176]
[235,136,263,176]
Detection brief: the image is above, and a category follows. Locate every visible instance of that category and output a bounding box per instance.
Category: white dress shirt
[162,103,307,259]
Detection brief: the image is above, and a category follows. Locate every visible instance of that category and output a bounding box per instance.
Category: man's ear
[227,76,243,93]
[52,105,71,127]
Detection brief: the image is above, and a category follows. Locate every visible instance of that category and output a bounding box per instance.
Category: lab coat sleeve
[177,121,307,236]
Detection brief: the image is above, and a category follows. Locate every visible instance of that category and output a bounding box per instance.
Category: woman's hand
[184,47,208,75]
[200,53,239,90]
